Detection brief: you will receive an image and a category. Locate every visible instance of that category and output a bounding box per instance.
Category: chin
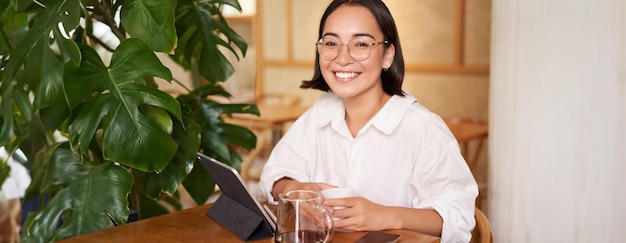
[330,90,357,99]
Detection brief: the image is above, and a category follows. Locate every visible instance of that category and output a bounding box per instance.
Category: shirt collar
[315,92,417,135]
[370,93,416,135]
[313,92,344,128]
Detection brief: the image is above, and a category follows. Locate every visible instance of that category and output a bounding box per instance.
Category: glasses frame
[316,37,389,61]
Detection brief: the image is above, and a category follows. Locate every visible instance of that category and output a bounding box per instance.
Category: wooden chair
[471,207,493,243]
[444,117,489,209]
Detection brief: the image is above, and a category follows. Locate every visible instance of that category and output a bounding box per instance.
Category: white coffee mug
[320,188,356,220]
[320,188,356,203]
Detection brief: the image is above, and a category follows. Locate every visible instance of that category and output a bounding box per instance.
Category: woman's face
[319,4,395,100]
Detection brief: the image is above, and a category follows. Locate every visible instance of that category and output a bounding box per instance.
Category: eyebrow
[322,32,376,39]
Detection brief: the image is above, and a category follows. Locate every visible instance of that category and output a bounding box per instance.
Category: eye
[323,38,339,47]
[351,39,371,49]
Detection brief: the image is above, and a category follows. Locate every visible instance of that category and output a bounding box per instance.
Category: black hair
[300,0,405,96]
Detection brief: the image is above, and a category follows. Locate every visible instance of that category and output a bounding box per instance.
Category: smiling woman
[257,1,478,242]
[256,0,491,117]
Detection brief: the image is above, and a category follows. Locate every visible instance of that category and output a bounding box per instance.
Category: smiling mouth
[335,72,358,79]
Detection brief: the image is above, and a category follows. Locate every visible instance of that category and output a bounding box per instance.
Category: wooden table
[224,104,308,146]
[57,204,440,242]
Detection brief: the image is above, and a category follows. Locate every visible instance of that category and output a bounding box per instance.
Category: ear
[383,44,395,69]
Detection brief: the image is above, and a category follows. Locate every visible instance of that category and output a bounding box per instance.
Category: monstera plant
[0,0,258,241]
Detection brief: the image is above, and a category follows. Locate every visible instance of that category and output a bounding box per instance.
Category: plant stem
[98,0,126,41]
[86,32,115,52]
[129,168,141,219]
[172,78,193,94]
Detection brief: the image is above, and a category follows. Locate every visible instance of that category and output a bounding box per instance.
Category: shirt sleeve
[411,116,478,243]
[256,112,313,205]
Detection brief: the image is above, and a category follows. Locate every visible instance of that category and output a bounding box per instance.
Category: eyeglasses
[316,37,388,61]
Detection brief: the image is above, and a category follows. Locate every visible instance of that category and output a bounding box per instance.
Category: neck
[344,92,392,137]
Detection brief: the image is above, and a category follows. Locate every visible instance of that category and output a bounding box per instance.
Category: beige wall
[256,0,492,120]
[157,1,493,120]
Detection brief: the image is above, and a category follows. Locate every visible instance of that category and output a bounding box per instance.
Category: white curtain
[489,0,626,242]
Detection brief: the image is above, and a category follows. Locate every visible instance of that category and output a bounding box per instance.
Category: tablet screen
[196,153,276,235]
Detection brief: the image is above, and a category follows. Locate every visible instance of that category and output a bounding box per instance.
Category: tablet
[196,153,276,241]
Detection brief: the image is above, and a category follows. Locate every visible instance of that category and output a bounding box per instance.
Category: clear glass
[274,190,334,243]
[316,37,388,61]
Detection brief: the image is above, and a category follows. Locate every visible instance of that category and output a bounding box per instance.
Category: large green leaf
[182,159,216,205]
[70,84,180,173]
[177,83,258,165]
[121,0,177,52]
[0,28,11,55]
[21,150,132,242]
[0,0,80,145]
[0,1,22,54]
[173,0,247,83]
[143,112,201,200]
[39,42,112,130]
[67,38,180,172]
[23,149,50,202]
[53,28,81,66]
[39,143,90,194]
[129,170,171,219]
[196,101,257,165]
[17,114,50,170]
[1,0,80,91]
[108,39,173,84]
[133,119,200,216]
[0,83,31,149]
[29,35,65,111]
[0,0,27,54]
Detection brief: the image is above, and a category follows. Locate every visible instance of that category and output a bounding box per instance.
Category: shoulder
[373,93,439,134]
[298,92,343,127]
[312,92,343,110]
[392,93,454,140]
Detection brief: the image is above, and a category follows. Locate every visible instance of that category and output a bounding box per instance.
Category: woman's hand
[271,177,336,200]
[324,197,398,231]
[324,197,443,236]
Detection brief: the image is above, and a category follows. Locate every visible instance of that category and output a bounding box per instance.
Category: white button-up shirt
[258,92,478,242]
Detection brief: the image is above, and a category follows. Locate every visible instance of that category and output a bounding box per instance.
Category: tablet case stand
[206,194,274,241]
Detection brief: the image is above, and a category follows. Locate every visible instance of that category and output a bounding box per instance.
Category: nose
[334,44,354,65]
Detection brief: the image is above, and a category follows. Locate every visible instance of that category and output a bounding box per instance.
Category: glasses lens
[317,37,340,60]
[348,38,373,61]
[316,37,381,61]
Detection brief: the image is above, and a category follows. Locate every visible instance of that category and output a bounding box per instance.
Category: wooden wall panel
[465,0,492,65]
[403,73,490,119]
[262,67,322,105]
[261,0,289,61]
[291,1,329,61]
[387,0,457,64]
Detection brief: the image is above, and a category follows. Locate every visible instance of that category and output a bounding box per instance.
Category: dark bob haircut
[300,0,405,96]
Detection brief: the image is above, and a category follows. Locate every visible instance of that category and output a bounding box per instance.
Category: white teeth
[336,72,357,79]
